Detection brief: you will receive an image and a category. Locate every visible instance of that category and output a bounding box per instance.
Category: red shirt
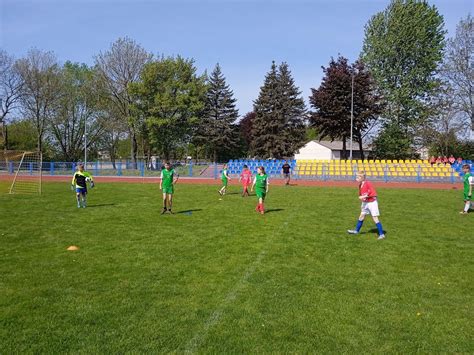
[359,180,377,202]
[240,170,252,184]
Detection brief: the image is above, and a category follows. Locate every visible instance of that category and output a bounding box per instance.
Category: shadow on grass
[360,228,387,235]
[265,208,284,214]
[175,209,203,214]
[87,203,116,208]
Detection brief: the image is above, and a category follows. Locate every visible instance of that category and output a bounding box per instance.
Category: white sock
[464,201,470,212]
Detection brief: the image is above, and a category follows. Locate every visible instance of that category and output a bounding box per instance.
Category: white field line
[184,219,290,353]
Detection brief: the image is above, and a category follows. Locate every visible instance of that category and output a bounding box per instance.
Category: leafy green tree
[195,63,240,162]
[95,37,151,167]
[49,62,104,161]
[251,61,306,158]
[129,56,207,160]
[372,123,413,159]
[16,48,62,153]
[361,0,445,149]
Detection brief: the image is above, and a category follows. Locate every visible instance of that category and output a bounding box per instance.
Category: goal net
[0,150,43,195]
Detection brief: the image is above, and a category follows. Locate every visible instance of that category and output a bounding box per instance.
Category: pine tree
[251,61,306,158]
[195,63,240,162]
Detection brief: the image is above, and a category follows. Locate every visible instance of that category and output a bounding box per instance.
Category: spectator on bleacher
[281,160,291,185]
[457,156,463,165]
[443,156,449,164]
[436,156,443,165]
[429,156,436,166]
[448,155,455,165]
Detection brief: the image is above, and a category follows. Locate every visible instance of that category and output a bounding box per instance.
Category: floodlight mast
[349,72,354,161]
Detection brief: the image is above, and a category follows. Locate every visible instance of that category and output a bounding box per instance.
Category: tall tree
[49,62,104,161]
[439,14,474,139]
[195,63,240,162]
[309,56,382,159]
[251,61,306,158]
[94,37,151,167]
[129,56,207,160]
[361,0,445,151]
[16,48,61,153]
[0,50,23,150]
[239,111,255,155]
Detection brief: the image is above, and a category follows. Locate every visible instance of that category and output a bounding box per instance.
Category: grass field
[0,182,473,353]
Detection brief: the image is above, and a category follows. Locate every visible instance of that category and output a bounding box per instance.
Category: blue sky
[1,0,472,115]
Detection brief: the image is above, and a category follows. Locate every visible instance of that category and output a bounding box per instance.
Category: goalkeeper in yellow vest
[71,163,94,208]
[160,162,179,214]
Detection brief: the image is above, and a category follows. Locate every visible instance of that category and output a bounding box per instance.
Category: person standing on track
[281,160,291,186]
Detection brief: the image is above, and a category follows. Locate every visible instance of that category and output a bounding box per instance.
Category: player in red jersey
[347,171,386,240]
[239,164,252,197]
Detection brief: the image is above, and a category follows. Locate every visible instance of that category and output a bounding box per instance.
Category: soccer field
[0,182,472,353]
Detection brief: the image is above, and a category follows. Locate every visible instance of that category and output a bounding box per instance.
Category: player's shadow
[175,209,203,214]
[265,208,284,214]
[361,228,387,235]
[87,203,116,208]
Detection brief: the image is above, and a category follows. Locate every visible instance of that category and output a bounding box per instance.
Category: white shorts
[361,199,380,217]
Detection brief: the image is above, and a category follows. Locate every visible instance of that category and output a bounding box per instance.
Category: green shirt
[255,173,268,192]
[464,172,473,194]
[161,169,175,188]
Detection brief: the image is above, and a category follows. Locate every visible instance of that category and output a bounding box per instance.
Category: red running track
[0,174,460,190]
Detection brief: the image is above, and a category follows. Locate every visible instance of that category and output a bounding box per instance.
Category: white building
[294,140,372,160]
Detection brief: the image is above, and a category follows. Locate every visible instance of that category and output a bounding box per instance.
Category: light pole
[349,71,354,161]
[84,116,87,167]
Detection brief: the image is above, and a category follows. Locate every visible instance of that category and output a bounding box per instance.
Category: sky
[0,0,472,115]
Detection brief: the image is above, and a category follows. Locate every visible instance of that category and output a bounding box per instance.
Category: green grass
[0,182,472,353]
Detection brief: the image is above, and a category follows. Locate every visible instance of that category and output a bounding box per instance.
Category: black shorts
[283,173,290,178]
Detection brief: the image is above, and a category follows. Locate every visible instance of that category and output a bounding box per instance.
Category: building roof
[315,140,371,151]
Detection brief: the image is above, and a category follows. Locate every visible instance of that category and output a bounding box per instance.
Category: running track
[0,174,460,190]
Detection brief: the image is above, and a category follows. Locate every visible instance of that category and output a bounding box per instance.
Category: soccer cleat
[168,209,174,214]
[347,230,359,234]
[459,211,468,214]
[161,208,167,215]
[377,234,386,240]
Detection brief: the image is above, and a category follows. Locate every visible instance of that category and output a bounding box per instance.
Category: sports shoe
[377,234,386,240]
[161,208,167,215]
[347,230,359,234]
[168,209,174,214]
[459,211,468,214]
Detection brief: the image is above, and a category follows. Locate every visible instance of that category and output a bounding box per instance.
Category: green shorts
[256,190,266,199]
[464,192,471,201]
[162,186,174,194]
[222,179,228,187]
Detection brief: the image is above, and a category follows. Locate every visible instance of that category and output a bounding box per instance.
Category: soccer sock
[376,222,384,236]
[82,196,87,207]
[355,220,364,232]
[76,196,81,207]
[464,201,471,212]
[256,203,260,212]
[261,203,265,212]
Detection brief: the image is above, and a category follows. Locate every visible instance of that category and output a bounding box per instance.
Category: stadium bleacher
[227,158,473,182]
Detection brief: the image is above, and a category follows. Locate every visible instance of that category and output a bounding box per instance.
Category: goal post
[6,151,43,195]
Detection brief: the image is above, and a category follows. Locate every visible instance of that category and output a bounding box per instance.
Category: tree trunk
[358,133,365,160]
[342,136,347,160]
[130,131,138,169]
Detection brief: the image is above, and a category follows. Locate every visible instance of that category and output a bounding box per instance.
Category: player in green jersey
[251,166,269,215]
[219,164,231,196]
[160,162,179,214]
[71,163,94,208]
[460,164,473,214]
